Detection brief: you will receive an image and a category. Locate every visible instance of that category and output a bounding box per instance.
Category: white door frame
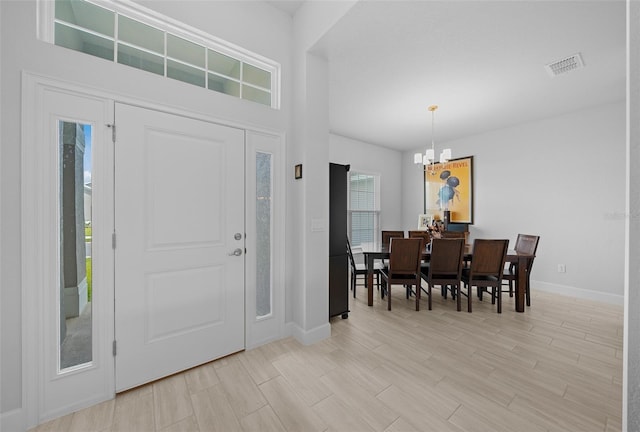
[21,72,286,429]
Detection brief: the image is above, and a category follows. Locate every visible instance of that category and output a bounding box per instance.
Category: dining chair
[461,239,509,313]
[441,231,466,239]
[408,230,431,244]
[501,234,540,307]
[420,238,465,311]
[381,230,405,270]
[409,230,432,275]
[381,230,405,247]
[379,237,423,311]
[347,236,381,298]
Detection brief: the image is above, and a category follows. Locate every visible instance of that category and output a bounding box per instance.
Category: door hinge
[112,232,116,249]
[106,123,116,142]
[112,340,117,356]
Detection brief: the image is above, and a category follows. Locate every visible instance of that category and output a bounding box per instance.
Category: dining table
[362,243,534,312]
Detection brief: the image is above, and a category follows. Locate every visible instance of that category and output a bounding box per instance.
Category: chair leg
[428,284,432,310]
[468,285,472,313]
[415,282,420,311]
[526,275,531,307]
[509,279,514,297]
[497,285,502,313]
[388,285,392,311]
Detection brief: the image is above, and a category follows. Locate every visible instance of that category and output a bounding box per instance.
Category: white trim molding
[287,322,331,346]
[534,281,624,306]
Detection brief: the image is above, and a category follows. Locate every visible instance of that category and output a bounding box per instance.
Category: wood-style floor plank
[28,289,623,432]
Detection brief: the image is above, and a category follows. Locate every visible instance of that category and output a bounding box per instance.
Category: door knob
[228,248,243,256]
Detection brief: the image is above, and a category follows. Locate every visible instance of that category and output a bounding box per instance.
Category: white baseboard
[1,408,25,432]
[534,280,624,305]
[286,321,331,346]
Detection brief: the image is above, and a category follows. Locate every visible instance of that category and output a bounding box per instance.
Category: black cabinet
[329,163,349,319]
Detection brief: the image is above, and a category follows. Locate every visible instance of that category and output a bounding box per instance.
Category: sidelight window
[58,121,93,372]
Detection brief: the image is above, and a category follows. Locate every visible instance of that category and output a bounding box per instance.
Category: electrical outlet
[557,264,566,273]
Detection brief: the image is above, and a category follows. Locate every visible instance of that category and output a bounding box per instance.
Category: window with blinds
[349,173,379,247]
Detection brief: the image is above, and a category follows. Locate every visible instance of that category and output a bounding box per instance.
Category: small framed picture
[418,214,432,230]
[295,164,303,179]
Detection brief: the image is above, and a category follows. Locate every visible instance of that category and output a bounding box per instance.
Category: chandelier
[413,105,452,175]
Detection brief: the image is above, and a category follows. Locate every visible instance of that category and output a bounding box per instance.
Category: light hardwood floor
[32,286,623,432]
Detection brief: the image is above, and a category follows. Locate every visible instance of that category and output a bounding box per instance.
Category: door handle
[228,248,243,256]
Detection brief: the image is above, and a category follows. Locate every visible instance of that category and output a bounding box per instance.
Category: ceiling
[266,0,305,16]
[299,1,625,152]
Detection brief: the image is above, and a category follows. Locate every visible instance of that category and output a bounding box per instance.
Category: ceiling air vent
[545,53,585,77]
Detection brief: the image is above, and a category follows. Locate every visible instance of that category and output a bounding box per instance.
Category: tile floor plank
[27,290,622,432]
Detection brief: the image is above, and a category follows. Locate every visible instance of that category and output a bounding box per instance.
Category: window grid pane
[208,49,241,79]
[118,15,164,54]
[243,63,271,90]
[242,85,271,107]
[208,73,240,97]
[55,0,114,37]
[167,59,206,88]
[56,23,115,61]
[117,43,163,76]
[167,34,205,68]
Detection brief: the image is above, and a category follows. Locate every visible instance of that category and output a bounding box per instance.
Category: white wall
[626,1,640,428]
[287,1,356,343]
[403,101,626,302]
[329,133,403,231]
[0,0,291,422]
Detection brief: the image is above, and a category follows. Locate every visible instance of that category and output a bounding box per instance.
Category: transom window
[42,0,279,108]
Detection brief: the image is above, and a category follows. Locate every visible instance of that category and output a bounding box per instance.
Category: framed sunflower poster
[423,156,474,224]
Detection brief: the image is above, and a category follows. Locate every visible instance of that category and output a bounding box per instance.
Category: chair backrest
[382,230,405,247]
[514,234,540,271]
[470,239,509,277]
[515,234,539,255]
[346,236,356,270]
[441,231,466,239]
[388,237,423,275]
[429,238,465,276]
[408,230,430,245]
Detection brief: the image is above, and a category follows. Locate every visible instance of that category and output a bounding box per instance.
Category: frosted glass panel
[55,0,114,37]
[242,85,271,107]
[118,15,164,54]
[118,44,164,76]
[209,50,240,79]
[58,121,93,371]
[55,24,114,61]
[208,74,240,97]
[168,60,205,87]
[243,63,271,89]
[256,152,272,318]
[168,34,205,68]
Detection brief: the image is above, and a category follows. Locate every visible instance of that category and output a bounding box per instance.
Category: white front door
[114,103,245,392]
